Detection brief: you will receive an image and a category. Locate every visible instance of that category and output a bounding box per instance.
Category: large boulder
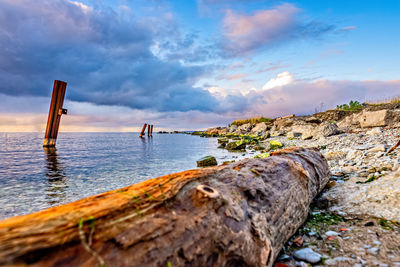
[234,123,253,134]
[270,125,287,136]
[250,122,268,135]
[313,122,341,139]
[274,118,294,130]
[358,109,400,128]
[359,110,389,128]
[292,124,314,140]
[225,140,246,150]
[337,113,361,130]
[227,124,238,133]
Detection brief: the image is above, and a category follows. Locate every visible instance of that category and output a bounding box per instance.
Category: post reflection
[43,147,68,206]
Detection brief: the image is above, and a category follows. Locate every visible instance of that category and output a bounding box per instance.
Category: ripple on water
[0,132,251,219]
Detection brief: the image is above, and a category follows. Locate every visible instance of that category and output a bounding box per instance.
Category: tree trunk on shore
[0,147,330,267]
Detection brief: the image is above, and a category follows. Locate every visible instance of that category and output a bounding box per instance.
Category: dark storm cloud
[0,0,228,112]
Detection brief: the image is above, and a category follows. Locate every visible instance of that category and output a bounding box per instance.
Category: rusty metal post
[147,124,151,136]
[43,80,67,147]
[150,125,153,136]
[140,123,147,138]
[387,138,400,154]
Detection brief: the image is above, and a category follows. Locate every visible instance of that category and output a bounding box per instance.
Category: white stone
[325,230,340,236]
[354,144,374,150]
[293,248,322,264]
[367,144,386,153]
[292,124,314,140]
[366,127,383,135]
[367,247,379,255]
[295,261,308,267]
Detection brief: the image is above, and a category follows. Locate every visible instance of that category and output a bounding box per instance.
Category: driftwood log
[0,147,330,267]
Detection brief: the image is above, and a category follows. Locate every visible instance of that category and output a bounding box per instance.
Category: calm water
[0,132,250,220]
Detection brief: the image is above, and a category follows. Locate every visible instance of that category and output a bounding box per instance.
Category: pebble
[367,127,383,135]
[367,247,379,255]
[354,144,373,150]
[293,248,322,264]
[307,230,318,236]
[367,144,386,153]
[277,254,291,262]
[325,230,340,236]
[295,261,308,267]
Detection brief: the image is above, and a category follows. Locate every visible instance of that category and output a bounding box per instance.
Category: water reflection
[43,147,68,205]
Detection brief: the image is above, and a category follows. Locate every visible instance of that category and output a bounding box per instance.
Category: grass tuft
[365,95,400,105]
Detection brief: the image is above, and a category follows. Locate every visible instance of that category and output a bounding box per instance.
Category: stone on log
[0,147,330,267]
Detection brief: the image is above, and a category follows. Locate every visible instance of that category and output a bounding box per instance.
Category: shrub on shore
[336,100,364,111]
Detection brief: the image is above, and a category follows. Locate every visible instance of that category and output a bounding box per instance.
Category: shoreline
[194,103,400,266]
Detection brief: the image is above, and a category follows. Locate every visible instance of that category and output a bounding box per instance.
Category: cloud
[262,71,294,90]
[0,0,220,112]
[221,3,335,55]
[341,26,357,31]
[216,73,248,80]
[256,62,291,74]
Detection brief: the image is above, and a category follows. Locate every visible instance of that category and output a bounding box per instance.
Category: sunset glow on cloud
[0,0,399,131]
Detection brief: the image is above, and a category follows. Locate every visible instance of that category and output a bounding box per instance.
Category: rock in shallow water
[196,156,217,167]
[293,248,322,264]
[225,140,246,150]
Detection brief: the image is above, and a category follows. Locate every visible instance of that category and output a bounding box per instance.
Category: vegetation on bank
[365,96,400,105]
[336,100,364,111]
[231,117,272,126]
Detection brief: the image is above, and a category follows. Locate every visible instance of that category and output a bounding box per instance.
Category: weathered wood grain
[0,147,330,266]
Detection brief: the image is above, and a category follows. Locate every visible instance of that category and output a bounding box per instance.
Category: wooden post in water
[43,80,67,147]
[147,124,151,136]
[150,125,153,136]
[139,123,147,138]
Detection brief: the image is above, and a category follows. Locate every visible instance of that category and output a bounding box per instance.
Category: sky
[0,0,399,131]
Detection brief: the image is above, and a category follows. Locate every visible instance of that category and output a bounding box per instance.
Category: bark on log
[0,147,330,267]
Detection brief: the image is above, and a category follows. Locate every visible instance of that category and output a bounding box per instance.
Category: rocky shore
[199,103,400,266]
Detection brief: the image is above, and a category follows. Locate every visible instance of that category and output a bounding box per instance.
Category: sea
[0,132,250,220]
